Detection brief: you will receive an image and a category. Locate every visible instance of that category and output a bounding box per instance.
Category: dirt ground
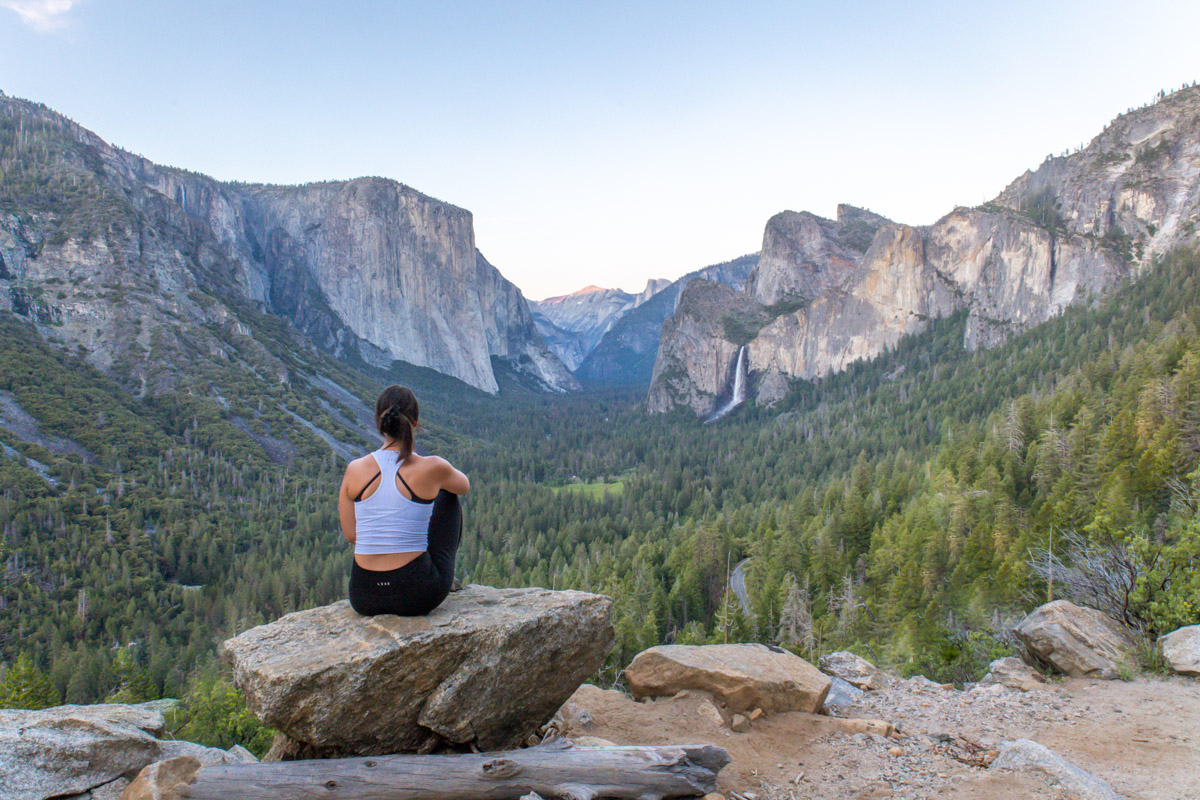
[555,674,1200,800]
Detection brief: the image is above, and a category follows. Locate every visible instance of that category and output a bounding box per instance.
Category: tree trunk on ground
[156,740,731,800]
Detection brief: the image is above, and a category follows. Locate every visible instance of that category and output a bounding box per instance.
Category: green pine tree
[0,653,61,710]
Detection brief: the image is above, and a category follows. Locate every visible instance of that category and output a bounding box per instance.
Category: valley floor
[564,675,1200,800]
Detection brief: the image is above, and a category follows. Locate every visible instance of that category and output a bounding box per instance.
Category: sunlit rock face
[0,94,575,395]
[650,87,1200,415]
[577,256,756,389]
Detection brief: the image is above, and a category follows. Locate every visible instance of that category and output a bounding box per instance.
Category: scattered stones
[980,657,1048,691]
[818,651,894,690]
[747,707,764,721]
[1013,600,1138,679]
[730,713,751,732]
[625,643,831,713]
[221,585,614,756]
[1158,624,1200,676]
[990,738,1124,800]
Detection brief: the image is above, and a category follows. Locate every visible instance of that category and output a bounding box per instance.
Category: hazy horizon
[2,0,1197,300]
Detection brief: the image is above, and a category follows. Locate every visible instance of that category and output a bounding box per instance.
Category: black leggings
[348,490,462,616]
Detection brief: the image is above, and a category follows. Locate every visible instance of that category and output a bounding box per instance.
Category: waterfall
[706,345,748,422]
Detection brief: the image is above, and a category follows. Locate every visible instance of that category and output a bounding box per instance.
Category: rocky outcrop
[576,255,756,388]
[0,701,253,800]
[818,651,895,691]
[624,643,830,714]
[990,739,1124,800]
[823,675,866,708]
[1013,600,1139,679]
[745,206,885,307]
[980,656,1048,691]
[650,87,1200,415]
[647,280,771,414]
[1158,624,1200,676]
[0,94,575,396]
[220,585,614,756]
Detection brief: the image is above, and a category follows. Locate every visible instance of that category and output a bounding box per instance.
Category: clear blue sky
[2,1,1197,299]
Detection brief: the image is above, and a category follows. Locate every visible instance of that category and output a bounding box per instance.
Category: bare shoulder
[415,454,453,474]
[345,453,380,479]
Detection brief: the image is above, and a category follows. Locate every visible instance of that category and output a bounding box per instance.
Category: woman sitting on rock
[338,384,470,616]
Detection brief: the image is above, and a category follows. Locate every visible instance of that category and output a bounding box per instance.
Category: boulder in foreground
[818,650,894,690]
[221,585,614,756]
[0,701,252,800]
[990,738,1123,800]
[624,643,830,713]
[1013,600,1138,679]
[1158,625,1200,676]
[980,656,1048,691]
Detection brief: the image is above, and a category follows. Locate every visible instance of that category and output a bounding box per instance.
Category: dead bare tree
[1026,528,1154,630]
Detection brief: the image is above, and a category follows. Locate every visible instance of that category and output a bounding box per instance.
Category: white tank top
[353,449,434,555]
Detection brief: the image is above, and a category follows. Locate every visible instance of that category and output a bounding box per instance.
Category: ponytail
[374,385,419,460]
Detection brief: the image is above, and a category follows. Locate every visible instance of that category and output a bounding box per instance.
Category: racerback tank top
[353,449,434,555]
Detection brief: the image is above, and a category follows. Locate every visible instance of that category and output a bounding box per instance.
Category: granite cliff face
[532,280,668,371]
[0,93,575,395]
[650,86,1200,415]
[577,254,757,388]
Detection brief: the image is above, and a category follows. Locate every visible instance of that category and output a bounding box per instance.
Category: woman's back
[338,384,470,616]
[352,449,436,555]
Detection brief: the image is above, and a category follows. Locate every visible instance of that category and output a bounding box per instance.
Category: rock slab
[221,584,614,756]
[980,656,1048,691]
[0,702,251,800]
[818,650,894,690]
[1158,625,1200,676]
[823,675,866,708]
[1013,600,1138,679]
[990,738,1124,800]
[624,643,830,713]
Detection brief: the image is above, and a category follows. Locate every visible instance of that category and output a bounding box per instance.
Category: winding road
[729,558,752,615]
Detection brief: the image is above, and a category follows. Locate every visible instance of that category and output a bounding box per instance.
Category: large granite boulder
[1158,625,1200,676]
[980,656,1048,691]
[818,650,894,690]
[823,675,866,709]
[221,585,614,756]
[990,738,1123,800]
[0,701,251,800]
[1013,600,1139,679]
[624,643,830,713]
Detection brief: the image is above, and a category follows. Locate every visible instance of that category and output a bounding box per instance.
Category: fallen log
[143,739,731,800]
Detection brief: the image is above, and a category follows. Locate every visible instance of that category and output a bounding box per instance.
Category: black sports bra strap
[354,472,381,502]
[396,471,434,504]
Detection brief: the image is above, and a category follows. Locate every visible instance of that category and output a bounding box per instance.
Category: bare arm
[433,457,470,495]
[338,465,358,543]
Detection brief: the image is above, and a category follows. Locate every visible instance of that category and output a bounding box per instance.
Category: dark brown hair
[375,385,419,460]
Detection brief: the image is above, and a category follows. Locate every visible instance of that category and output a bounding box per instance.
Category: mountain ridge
[0,92,576,395]
[649,85,1200,415]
